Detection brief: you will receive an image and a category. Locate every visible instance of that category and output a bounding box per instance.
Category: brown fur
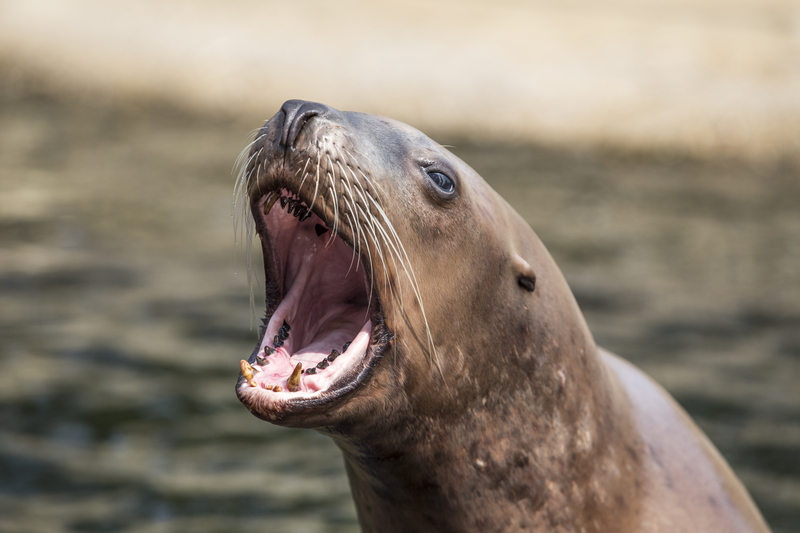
[237,101,772,533]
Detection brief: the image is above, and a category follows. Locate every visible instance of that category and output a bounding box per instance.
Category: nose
[279,100,329,148]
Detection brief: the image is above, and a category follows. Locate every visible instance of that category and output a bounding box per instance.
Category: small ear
[511,253,536,292]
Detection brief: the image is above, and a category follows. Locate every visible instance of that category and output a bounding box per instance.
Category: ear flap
[511,253,536,292]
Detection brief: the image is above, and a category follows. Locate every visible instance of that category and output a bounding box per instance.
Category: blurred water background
[0,1,798,532]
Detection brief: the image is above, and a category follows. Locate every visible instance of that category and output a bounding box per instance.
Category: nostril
[279,100,328,148]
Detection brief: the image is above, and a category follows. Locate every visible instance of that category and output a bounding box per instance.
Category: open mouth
[238,185,388,408]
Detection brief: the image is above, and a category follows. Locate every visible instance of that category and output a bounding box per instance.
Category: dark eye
[427,171,455,193]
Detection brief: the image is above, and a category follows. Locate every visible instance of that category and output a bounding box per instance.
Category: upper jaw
[235,162,392,422]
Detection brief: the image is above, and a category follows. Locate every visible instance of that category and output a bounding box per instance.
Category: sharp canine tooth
[240,360,255,379]
[264,193,279,215]
[287,363,303,392]
[240,360,257,387]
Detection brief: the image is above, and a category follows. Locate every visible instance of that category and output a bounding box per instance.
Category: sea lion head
[235,100,591,434]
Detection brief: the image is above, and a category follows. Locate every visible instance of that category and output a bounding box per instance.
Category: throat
[329,350,644,533]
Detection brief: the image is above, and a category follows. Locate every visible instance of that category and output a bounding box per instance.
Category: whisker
[232,130,264,173]
[354,202,391,298]
[347,180,398,307]
[326,155,340,239]
[343,212,358,276]
[297,157,312,192]
[365,191,440,371]
[339,176,363,275]
[308,152,321,212]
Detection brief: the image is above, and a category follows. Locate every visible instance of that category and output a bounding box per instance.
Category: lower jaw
[241,319,373,398]
[235,317,391,422]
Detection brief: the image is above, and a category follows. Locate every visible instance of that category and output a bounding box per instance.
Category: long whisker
[365,191,439,371]
[297,157,312,192]
[308,151,321,212]
[354,202,391,303]
[353,203,384,318]
[347,179,400,311]
[339,177,362,275]
[232,130,264,173]
[326,155,340,243]
[335,158,373,303]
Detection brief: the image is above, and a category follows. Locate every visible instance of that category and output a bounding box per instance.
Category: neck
[328,340,644,533]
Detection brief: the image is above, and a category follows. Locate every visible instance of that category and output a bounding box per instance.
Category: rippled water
[0,88,798,532]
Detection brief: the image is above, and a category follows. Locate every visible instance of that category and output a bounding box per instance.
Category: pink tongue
[253,320,372,393]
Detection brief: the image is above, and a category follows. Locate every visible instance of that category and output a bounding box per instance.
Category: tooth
[315,224,329,236]
[263,384,274,390]
[264,346,276,356]
[273,335,284,348]
[240,360,257,387]
[263,192,279,215]
[255,355,270,366]
[316,359,329,370]
[273,385,283,392]
[342,342,351,352]
[287,362,303,392]
[327,349,340,362]
[300,211,312,221]
[305,367,316,375]
[278,321,290,340]
[280,196,288,209]
[240,360,255,379]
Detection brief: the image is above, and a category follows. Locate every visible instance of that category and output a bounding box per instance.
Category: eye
[427,171,455,193]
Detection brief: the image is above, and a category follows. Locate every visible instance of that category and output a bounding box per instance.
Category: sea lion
[234,100,771,532]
